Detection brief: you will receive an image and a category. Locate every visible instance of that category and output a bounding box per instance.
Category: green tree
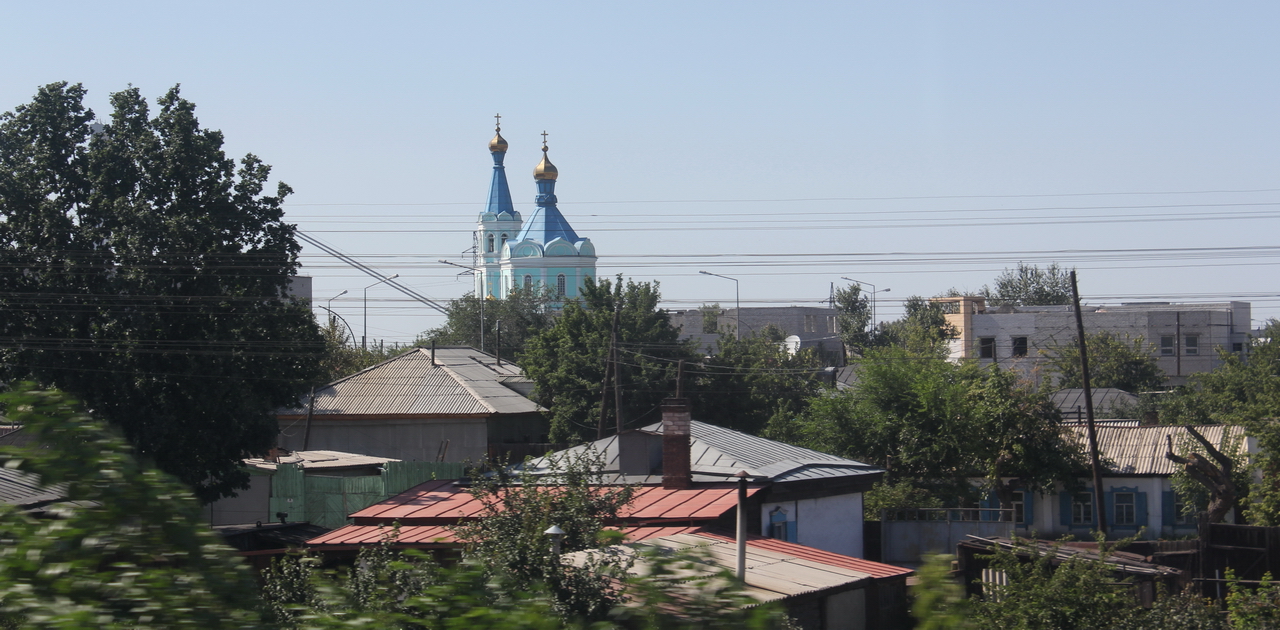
[1161,320,1280,524]
[693,328,828,436]
[316,318,406,383]
[521,275,695,443]
[451,449,636,622]
[700,302,722,334]
[980,262,1074,306]
[875,296,957,356]
[783,348,1081,505]
[417,285,556,358]
[0,385,266,629]
[1045,331,1165,393]
[0,82,323,501]
[834,282,873,353]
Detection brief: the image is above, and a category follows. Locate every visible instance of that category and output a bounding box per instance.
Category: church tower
[474,115,521,298]
[499,132,596,300]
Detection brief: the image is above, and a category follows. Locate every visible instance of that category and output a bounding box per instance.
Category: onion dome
[533,135,558,181]
[489,130,508,153]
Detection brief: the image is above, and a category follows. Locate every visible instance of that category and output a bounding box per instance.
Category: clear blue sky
[6,2,1280,343]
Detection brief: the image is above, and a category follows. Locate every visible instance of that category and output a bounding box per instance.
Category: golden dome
[534,146,558,180]
[489,130,508,153]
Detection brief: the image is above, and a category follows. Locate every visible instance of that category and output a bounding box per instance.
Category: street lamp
[439,259,486,352]
[327,290,348,326]
[841,278,890,332]
[363,274,399,349]
[544,524,565,556]
[699,271,740,340]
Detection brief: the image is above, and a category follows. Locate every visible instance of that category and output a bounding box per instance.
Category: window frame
[1011,336,1028,357]
[978,337,996,359]
[1072,492,1094,525]
[1184,334,1200,356]
[1114,492,1136,526]
[1160,335,1175,356]
[556,274,567,298]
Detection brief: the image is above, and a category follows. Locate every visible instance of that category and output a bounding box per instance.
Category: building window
[1115,492,1136,526]
[1185,335,1199,356]
[1173,492,1196,525]
[827,316,836,333]
[1161,335,1175,356]
[486,233,494,253]
[1072,492,1093,525]
[523,275,533,290]
[1233,342,1245,353]
[1011,491,1025,523]
[978,337,996,359]
[805,314,815,333]
[556,274,567,298]
[500,233,508,251]
[768,507,796,542]
[1012,337,1028,357]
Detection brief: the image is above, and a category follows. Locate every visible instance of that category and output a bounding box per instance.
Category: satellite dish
[783,335,802,356]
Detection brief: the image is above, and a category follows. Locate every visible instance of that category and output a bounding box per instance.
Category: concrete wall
[881,519,1016,566]
[277,418,489,462]
[761,492,864,558]
[203,471,272,525]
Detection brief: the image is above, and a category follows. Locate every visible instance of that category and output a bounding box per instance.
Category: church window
[486,234,494,253]
[524,275,533,290]
[501,233,508,249]
[556,274,567,297]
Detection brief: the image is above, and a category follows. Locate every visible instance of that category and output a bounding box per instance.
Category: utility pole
[611,304,623,436]
[1070,270,1108,535]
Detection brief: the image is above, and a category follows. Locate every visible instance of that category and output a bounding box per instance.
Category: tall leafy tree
[520,275,695,443]
[875,295,957,356]
[980,262,1074,306]
[0,83,323,501]
[1044,331,1165,393]
[691,326,828,436]
[416,285,556,358]
[834,282,873,353]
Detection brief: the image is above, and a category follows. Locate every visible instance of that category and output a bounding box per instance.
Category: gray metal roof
[526,420,881,483]
[1052,388,1139,417]
[1067,424,1248,476]
[0,468,66,508]
[278,347,543,417]
[244,450,400,472]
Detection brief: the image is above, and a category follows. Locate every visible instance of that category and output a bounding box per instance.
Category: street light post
[363,274,399,349]
[327,289,348,328]
[439,259,486,352]
[841,278,890,334]
[699,271,740,340]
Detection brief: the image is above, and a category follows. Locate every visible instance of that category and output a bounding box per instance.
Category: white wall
[761,492,864,558]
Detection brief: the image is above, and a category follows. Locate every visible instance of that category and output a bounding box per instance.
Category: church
[474,118,596,300]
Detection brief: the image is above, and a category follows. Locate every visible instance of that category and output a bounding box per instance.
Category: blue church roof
[515,205,581,244]
[486,151,517,218]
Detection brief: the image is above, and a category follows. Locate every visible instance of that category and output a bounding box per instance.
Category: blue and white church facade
[474,122,595,300]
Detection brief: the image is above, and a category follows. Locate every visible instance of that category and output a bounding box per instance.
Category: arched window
[556,274,567,297]
[500,233,508,250]
[523,275,533,290]
[486,234,494,253]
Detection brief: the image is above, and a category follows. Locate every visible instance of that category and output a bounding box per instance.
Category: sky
[5,2,1280,344]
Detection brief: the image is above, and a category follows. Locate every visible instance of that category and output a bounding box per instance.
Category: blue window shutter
[1162,491,1176,528]
[981,492,996,521]
[1105,490,1116,526]
[1060,492,1072,527]
[785,520,797,543]
[1137,492,1149,527]
[1025,492,1035,525]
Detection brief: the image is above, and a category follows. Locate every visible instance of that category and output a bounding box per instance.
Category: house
[309,397,885,559]
[275,346,550,463]
[674,306,843,361]
[203,449,464,529]
[566,528,913,630]
[1051,388,1141,420]
[880,424,1252,564]
[934,296,1252,386]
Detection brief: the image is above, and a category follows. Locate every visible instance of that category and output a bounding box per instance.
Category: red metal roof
[692,530,913,579]
[350,479,763,526]
[308,524,705,548]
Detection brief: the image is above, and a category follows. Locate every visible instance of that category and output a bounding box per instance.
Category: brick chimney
[662,398,692,489]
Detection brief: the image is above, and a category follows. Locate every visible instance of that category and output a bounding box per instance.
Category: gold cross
[541,130,548,150]
[494,113,501,131]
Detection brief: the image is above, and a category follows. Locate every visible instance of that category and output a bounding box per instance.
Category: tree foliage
[874,296,957,356]
[1161,320,1280,524]
[692,329,828,437]
[316,318,405,383]
[782,347,1082,505]
[1044,331,1165,393]
[520,275,695,443]
[0,385,266,629]
[980,262,1074,307]
[834,283,873,352]
[417,286,556,358]
[0,82,323,500]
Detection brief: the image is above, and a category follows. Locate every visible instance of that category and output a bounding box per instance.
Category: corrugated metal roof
[244,450,400,472]
[307,524,705,548]
[1067,424,1247,476]
[565,531,910,603]
[0,468,66,507]
[347,479,763,526]
[277,347,542,417]
[1052,388,1139,416]
[523,420,882,483]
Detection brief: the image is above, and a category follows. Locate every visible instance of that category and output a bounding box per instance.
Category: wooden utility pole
[1070,270,1108,534]
[611,305,624,436]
